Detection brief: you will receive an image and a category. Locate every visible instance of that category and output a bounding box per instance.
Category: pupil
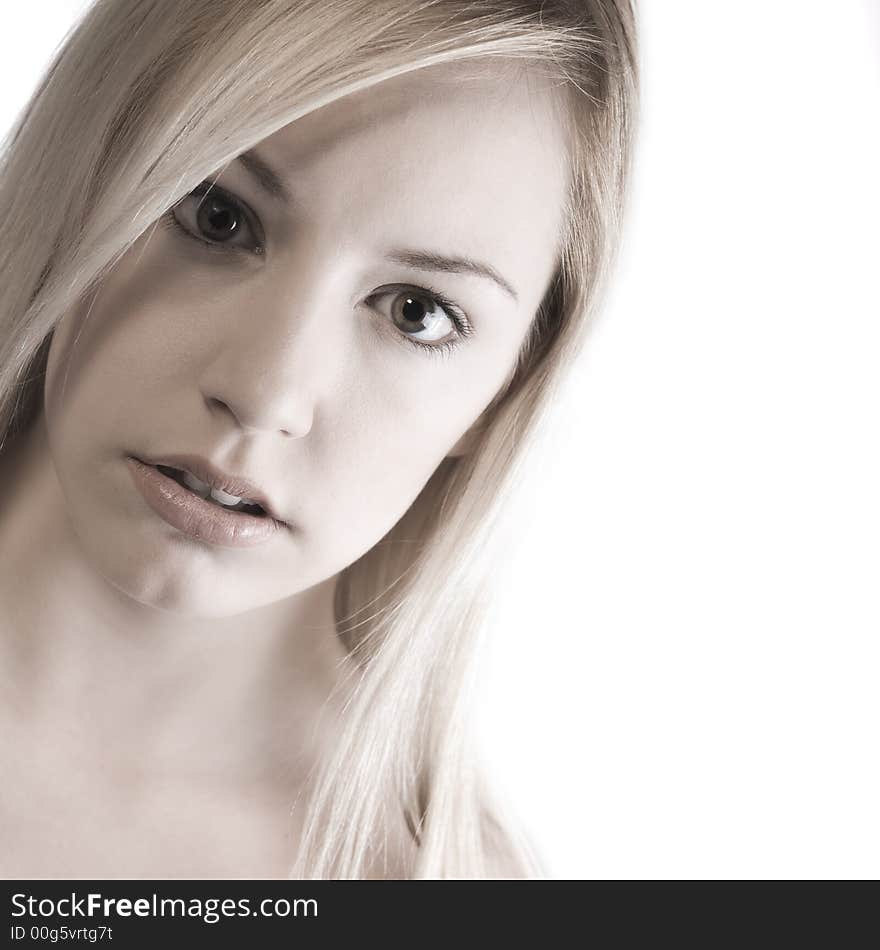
[401,296,426,324]
[203,199,237,237]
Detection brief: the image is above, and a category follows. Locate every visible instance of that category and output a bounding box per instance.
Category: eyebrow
[236,148,293,204]
[384,250,519,302]
[236,149,519,302]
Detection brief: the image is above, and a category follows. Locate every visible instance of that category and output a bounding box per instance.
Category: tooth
[211,487,245,505]
[182,470,211,498]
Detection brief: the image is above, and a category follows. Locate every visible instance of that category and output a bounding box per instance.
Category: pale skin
[0,59,570,877]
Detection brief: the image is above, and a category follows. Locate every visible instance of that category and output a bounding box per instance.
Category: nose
[197,271,344,439]
[202,393,309,438]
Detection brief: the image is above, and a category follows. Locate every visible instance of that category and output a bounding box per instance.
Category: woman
[0,0,639,878]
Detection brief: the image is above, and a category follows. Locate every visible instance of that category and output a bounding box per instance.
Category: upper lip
[134,453,288,525]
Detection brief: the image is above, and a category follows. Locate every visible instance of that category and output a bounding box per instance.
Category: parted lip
[131,453,287,525]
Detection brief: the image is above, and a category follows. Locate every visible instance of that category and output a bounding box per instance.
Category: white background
[3,2,878,879]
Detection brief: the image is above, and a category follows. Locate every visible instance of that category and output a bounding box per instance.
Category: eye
[367,286,475,357]
[166,181,265,255]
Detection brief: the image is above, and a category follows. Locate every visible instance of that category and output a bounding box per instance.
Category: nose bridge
[199,249,348,438]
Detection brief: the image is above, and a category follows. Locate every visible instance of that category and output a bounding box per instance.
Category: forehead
[257,60,571,306]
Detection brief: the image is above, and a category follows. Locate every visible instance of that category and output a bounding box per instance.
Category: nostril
[203,392,311,439]
[206,396,233,417]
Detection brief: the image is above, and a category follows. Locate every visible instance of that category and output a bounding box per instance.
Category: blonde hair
[0,0,639,878]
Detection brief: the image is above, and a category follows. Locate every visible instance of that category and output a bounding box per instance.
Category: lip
[126,457,286,548]
[133,451,285,523]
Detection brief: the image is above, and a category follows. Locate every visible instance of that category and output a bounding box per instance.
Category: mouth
[126,456,286,548]
[154,464,269,517]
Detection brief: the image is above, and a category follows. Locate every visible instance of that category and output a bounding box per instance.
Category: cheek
[45,288,205,443]
[41,300,188,523]
[44,231,220,429]
[304,362,500,569]
[301,417,442,574]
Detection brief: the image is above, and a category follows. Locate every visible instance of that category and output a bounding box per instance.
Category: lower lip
[126,457,285,548]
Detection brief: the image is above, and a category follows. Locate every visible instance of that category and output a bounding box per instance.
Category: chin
[67,513,232,618]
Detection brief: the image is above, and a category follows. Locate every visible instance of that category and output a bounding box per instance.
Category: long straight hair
[0,0,639,878]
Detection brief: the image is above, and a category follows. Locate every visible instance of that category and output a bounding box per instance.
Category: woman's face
[42,61,570,616]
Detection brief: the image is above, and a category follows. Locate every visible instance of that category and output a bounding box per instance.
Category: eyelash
[161,180,475,359]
